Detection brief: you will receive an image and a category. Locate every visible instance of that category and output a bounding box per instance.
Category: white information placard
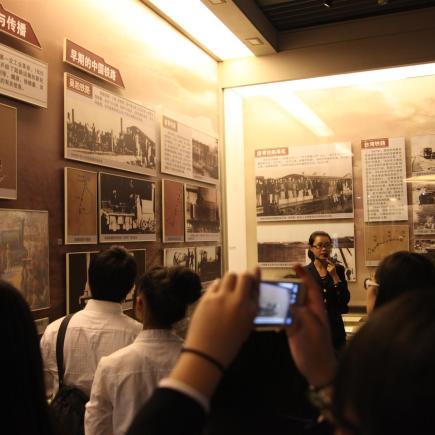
[361,137,408,222]
[0,42,47,107]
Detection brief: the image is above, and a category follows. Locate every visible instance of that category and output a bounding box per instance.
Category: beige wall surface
[0,0,219,321]
[240,73,435,306]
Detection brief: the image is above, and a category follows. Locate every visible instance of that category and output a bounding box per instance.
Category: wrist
[306,358,337,388]
[170,352,223,399]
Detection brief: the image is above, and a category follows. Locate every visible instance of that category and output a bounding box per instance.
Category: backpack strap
[55,314,74,389]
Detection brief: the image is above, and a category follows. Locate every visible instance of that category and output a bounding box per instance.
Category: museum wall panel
[0,0,220,323]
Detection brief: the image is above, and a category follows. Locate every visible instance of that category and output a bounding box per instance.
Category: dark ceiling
[254,0,435,31]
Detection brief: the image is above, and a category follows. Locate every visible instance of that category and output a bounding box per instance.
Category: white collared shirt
[85,329,183,435]
[40,299,142,398]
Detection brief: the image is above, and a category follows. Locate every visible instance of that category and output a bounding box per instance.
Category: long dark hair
[333,290,435,435]
[307,231,332,261]
[1,280,54,435]
[374,251,435,309]
[137,266,201,328]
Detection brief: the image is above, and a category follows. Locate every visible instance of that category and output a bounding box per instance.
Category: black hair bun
[169,267,202,305]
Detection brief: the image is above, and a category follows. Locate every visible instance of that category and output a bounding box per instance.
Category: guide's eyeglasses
[311,243,332,250]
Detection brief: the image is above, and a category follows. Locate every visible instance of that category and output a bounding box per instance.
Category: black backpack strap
[55,314,74,389]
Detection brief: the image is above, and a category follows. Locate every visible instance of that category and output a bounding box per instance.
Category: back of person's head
[137,266,201,328]
[0,280,53,435]
[307,231,332,261]
[374,251,435,309]
[88,246,137,303]
[333,290,435,435]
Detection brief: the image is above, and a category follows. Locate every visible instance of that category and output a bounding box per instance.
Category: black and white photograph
[196,245,222,283]
[65,73,157,176]
[164,247,196,271]
[185,184,220,242]
[414,239,435,265]
[0,209,50,310]
[192,129,219,182]
[257,222,356,281]
[412,183,435,235]
[99,172,156,242]
[255,143,354,221]
[66,248,146,313]
[411,135,435,176]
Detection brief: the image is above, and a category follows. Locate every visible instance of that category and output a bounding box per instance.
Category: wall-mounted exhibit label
[410,135,435,235]
[364,224,409,266]
[361,137,408,222]
[185,184,220,242]
[0,209,49,311]
[161,114,219,184]
[64,167,98,244]
[0,4,41,48]
[162,179,184,242]
[0,42,47,107]
[257,222,356,281]
[65,73,157,176]
[98,172,156,243]
[0,103,17,199]
[255,142,354,221]
[64,39,125,88]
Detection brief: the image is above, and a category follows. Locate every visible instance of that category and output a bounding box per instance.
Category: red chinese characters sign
[64,39,125,88]
[0,4,41,48]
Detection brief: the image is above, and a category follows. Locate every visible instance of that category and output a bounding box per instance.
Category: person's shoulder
[42,316,65,337]
[119,314,142,333]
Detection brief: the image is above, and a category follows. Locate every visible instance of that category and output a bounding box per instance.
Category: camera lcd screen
[254,281,301,327]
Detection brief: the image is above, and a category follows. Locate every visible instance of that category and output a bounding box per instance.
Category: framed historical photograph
[164,247,196,271]
[196,245,222,284]
[364,224,409,266]
[161,113,219,184]
[185,184,220,242]
[411,135,435,176]
[162,179,184,242]
[64,167,98,244]
[99,172,156,243]
[257,222,356,281]
[64,73,157,175]
[0,209,49,311]
[412,183,435,235]
[0,103,17,200]
[414,238,435,265]
[66,248,146,314]
[255,143,354,221]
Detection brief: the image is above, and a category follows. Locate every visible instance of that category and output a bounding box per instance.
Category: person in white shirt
[40,246,142,398]
[85,266,202,435]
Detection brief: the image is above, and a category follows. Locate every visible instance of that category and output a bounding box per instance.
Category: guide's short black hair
[138,266,202,328]
[88,246,137,303]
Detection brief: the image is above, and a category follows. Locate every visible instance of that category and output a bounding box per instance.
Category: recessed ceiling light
[208,0,227,4]
[245,37,264,46]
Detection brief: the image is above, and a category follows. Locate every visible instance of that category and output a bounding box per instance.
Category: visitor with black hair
[0,279,55,435]
[304,231,350,348]
[366,250,435,313]
[85,266,202,435]
[40,246,142,399]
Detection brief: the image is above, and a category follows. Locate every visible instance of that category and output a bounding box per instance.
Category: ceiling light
[245,37,264,46]
[147,0,253,60]
[323,0,333,8]
[208,0,226,4]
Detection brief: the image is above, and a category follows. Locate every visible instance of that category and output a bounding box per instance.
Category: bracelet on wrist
[180,347,226,375]
[307,382,334,419]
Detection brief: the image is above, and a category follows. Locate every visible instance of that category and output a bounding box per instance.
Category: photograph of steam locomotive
[64,74,157,175]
